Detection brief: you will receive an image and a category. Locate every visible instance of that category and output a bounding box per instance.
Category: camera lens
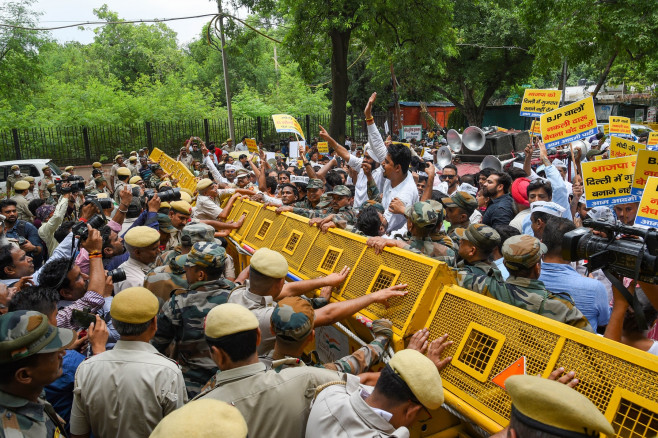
[108,268,127,283]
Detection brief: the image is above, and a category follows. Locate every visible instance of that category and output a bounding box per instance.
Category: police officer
[114,167,131,202]
[443,190,478,233]
[266,296,392,374]
[164,200,193,251]
[196,303,356,438]
[39,165,56,200]
[150,399,247,438]
[6,165,26,198]
[114,226,161,293]
[497,375,615,438]
[454,234,593,331]
[0,310,75,437]
[109,154,125,190]
[307,347,449,437]
[455,223,501,275]
[11,181,34,222]
[152,242,234,397]
[70,287,187,437]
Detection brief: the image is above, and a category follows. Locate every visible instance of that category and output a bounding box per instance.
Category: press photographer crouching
[37,225,113,330]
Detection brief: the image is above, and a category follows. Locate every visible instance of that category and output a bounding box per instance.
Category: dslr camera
[84,194,113,211]
[562,218,658,284]
[71,214,106,241]
[144,187,181,203]
[56,175,86,194]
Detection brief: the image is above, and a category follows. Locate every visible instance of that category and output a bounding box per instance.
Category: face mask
[13,171,20,176]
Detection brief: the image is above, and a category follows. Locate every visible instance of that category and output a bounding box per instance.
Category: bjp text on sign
[648,132,658,146]
[540,97,597,148]
[271,114,305,140]
[245,138,258,153]
[317,141,329,153]
[631,149,658,197]
[634,176,658,229]
[609,116,632,138]
[608,136,646,158]
[520,89,562,117]
[581,155,636,208]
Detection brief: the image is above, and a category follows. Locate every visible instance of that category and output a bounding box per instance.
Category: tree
[528,0,658,100]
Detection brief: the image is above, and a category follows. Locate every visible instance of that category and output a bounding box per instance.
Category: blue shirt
[482,194,516,227]
[539,262,610,331]
[493,257,510,281]
[45,349,85,433]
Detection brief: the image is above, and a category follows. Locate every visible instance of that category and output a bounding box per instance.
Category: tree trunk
[591,51,618,100]
[329,29,351,143]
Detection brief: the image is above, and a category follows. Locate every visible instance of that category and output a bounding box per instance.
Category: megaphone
[480,155,502,172]
[446,129,462,153]
[463,126,486,151]
[571,139,588,156]
[436,146,453,169]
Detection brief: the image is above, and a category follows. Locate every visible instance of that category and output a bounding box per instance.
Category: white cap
[591,140,599,147]
[552,158,567,169]
[586,206,614,223]
[578,194,587,205]
[225,164,236,171]
[458,182,478,197]
[530,201,566,217]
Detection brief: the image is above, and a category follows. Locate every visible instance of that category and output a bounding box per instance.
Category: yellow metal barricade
[148,148,197,193]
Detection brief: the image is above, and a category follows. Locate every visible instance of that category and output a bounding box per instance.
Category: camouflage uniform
[144,257,189,304]
[155,223,215,268]
[403,201,456,266]
[366,176,382,203]
[292,178,324,211]
[151,242,234,397]
[0,311,75,438]
[453,234,593,331]
[442,191,478,234]
[454,224,501,276]
[296,186,358,226]
[261,297,392,374]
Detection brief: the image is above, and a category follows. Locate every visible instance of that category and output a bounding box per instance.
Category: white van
[0,159,62,199]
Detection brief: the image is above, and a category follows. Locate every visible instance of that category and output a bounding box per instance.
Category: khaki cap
[502,234,547,271]
[117,167,131,177]
[10,165,19,170]
[180,187,194,196]
[13,181,29,191]
[92,162,102,168]
[129,176,143,184]
[110,287,159,324]
[23,176,34,183]
[506,375,615,437]
[124,226,160,247]
[205,303,258,338]
[250,248,288,278]
[149,399,247,438]
[170,200,192,215]
[388,349,444,410]
[65,166,74,171]
[179,191,192,203]
[196,178,213,191]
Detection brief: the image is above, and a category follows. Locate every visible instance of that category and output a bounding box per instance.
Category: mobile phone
[71,309,96,328]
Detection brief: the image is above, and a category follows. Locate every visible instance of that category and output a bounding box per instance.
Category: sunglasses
[439,175,456,180]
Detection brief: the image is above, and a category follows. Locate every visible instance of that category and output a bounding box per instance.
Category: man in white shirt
[113,226,160,293]
[235,136,249,152]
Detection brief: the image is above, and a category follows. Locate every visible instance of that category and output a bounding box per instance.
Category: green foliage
[447,108,466,130]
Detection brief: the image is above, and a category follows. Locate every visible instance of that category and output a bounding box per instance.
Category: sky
[30,0,237,46]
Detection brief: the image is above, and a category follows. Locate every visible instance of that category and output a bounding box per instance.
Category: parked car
[0,159,62,199]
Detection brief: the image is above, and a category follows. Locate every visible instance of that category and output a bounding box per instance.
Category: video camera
[56,175,86,194]
[562,218,658,284]
[84,194,113,211]
[144,187,181,203]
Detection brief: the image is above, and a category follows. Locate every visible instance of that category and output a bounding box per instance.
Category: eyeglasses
[439,174,456,180]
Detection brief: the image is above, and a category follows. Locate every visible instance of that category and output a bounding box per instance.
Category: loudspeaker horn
[463,126,486,152]
[480,155,503,172]
[446,129,463,153]
[436,146,453,170]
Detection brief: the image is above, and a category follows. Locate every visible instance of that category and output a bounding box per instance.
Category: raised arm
[314,285,408,326]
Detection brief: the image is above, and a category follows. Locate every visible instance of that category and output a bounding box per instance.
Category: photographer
[38,182,71,257]
[0,199,43,267]
[38,225,112,330]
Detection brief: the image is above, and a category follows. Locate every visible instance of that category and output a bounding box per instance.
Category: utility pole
[217,0,235,147]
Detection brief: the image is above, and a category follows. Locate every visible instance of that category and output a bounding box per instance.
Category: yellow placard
[272,114,305,140]
[245,138,258,153]
[631,149,658,197]
[581,155,636,208]
[530,120,541,135]
[592,154,605,161]
[608,136,646,158]
[634,176,658,228]
[609,116,632,137]
[540,97,597,148]
[520,89,562,117]
[603,124,609,135]
[317,141,329,153]
[648,132,658,146]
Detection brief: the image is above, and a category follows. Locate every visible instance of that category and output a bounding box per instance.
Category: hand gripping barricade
[224,197,658,438]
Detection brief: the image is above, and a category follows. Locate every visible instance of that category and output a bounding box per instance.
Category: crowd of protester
[0,91,655,437]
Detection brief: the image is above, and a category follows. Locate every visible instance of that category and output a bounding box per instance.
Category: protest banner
[288,140,304,159]
[520,89,562,117]
[581,155,636,208]
[317,141,329,153]
[648,132,658,146]
[634,176,658,228]
[603,124,609,135]
[631,149,658,197]
[540,97,597,148]
[609,116,632,138]
[272,114,305,139]
[530,120,541,135]
[608,136,646,158]
[401,125,423,141]
[245,138,258,153]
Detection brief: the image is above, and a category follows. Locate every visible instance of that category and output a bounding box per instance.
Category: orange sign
[491,356,526,389]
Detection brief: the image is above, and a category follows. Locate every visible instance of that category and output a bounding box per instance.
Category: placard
[402,125,423,141]
[530,120,541,135]
[648,132,658,146]
[608,136,646,158]
[272,114,305,139]
[631,149,658,197]
[290,175,309,184]
[520,89,562,117]
[609,116,632,138]
[288,140,304,159]
[634,176,658,228]
[245,138,258,153]
[540,97,597,148]
[603,124,609,135]
[581,155,636,207]
[317,141,329,153]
